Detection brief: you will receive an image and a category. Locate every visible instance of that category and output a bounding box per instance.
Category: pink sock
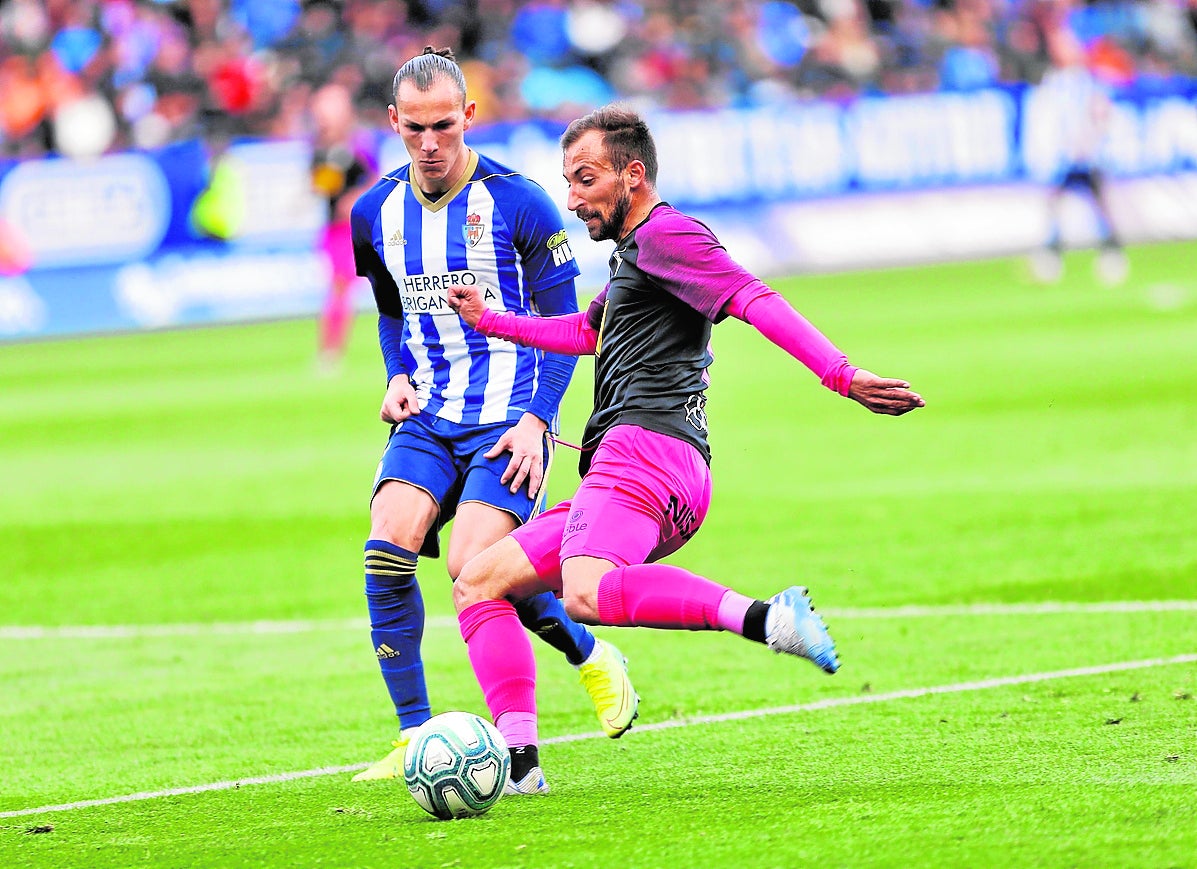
[495,711,538,749]
[458,599,538,747]
[715,589,756,634]
[595,564,730,630]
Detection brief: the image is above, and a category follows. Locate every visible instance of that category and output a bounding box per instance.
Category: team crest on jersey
[610,250,624,277]
[685,394,708,433]
[462,212,486,247]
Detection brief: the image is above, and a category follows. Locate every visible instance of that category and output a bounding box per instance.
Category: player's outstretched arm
[448,285,599,355]
[846,369,925,416]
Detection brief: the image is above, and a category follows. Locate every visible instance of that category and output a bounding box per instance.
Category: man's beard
[587,189,632,242]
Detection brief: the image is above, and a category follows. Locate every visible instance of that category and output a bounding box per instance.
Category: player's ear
[625,159,647,190]
[388,104,400,132]
[462,99,477,130]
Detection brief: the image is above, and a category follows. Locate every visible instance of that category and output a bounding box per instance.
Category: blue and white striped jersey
[352,149,580,425]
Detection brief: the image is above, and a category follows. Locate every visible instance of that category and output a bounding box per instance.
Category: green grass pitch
[2,244,1195,868]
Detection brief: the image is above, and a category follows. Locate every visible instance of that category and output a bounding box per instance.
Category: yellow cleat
[351,734,411,782]
[578,639,639,738]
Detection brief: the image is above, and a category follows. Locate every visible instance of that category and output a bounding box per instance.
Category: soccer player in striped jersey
[1029,30,1127,285]
[447,105,925,793]
[348,49,638,784]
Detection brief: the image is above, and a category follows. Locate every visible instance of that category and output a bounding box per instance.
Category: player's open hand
[485,412,548,498]
[447,285,487,329]
[380,373,420,423]
[847,369,925,416]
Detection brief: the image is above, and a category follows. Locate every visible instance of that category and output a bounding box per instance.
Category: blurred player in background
[1030,30,1129,286]
[310,82,376,373]
[447,104,925,793]
[348,48,637,783]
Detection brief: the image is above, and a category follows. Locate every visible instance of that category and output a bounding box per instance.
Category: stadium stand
[1,0,1195,159]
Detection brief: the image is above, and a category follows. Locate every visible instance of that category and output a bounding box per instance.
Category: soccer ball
[403,711,510,820]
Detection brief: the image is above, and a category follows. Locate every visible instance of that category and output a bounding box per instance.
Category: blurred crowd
[2,0,1197,159]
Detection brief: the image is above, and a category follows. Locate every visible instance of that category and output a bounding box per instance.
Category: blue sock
[364,539,430,731]
[513,591,597,666]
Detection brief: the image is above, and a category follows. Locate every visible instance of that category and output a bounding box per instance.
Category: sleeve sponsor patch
[546,229,574,267]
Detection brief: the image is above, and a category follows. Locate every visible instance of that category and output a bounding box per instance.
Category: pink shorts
[510,424,712,590]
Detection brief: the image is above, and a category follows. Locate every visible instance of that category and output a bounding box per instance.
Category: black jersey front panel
[580,234,714,474]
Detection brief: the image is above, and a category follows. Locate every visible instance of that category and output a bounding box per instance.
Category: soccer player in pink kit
[447,105,925,793]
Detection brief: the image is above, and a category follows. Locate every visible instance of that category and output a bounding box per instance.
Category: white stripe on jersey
[468,183,519,425]
[420,205,473,423]
[379,187,432,404]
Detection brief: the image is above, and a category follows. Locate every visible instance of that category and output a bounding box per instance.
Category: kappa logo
[685,393,708,433]
[462,212,486,247]
[385,229,406,246]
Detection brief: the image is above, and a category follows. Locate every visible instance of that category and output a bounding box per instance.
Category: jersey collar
[410,149,479,213]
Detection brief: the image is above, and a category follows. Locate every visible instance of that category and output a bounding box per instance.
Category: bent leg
[455,537,553,752]
[452,494,595,666]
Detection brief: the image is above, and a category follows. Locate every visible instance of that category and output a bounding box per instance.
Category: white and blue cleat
[764,586,839,674]
[505,766,550,795]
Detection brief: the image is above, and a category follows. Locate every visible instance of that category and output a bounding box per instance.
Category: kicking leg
[558,426,838,674]
[571,560,839,674]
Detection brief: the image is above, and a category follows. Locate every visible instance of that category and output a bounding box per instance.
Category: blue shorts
[371,413,552,558]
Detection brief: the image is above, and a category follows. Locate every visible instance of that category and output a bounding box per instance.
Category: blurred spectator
[0,0,1194,160]
[308,81,376,372]
[936,0,1001,91]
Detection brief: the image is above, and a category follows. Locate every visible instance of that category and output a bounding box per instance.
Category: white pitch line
[2,652,1194,820]
[3,600,1196,640]
[547,652,1197,742]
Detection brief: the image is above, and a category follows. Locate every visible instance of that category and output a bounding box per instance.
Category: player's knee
[452,554,496,612]
[369,482,436,552]
[561,584,600,625]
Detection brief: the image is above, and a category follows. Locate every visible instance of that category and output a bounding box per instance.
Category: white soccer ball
[403,711,510,820]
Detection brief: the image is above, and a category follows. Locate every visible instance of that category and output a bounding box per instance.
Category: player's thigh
[458,421,552,511]
[560,425,712,567]
[369,419,457,548]
[445,501,518,580]
[446,425,551,572]
[507,499,571,590]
